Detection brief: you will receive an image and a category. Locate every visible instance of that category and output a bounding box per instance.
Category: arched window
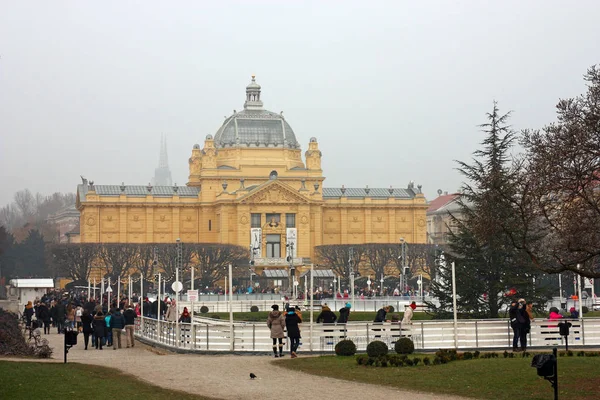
[269,170,278,180]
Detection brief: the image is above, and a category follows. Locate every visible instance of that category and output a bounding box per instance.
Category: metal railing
[135,317,600,353]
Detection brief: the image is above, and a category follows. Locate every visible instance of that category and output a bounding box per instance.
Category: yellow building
[76,76,428,268]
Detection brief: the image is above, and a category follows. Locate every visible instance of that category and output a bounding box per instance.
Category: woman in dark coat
[285,307,302,358]
[92,312,106,350]
[37,302,51,334]
[80,311,94,350]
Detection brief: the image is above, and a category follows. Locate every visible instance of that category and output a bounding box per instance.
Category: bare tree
[314,244,366,279]
[131,244,159,280]
[190,243,249,289]
[13,190,35,221]
[506,65,600,277]
[100,243,138,281]
[49,243,100,283]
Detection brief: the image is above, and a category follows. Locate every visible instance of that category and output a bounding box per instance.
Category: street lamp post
[349,247,355,308]
[286,242,295,296]
[399,238,408,294]
[380,276,384,296]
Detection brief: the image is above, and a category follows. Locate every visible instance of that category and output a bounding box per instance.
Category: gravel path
[7,332,471,400]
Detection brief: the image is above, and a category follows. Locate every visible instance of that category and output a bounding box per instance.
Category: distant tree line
[47,242,249,289]
[315,243,438,285]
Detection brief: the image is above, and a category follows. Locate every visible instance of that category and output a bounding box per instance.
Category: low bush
[250,305,259,313]
[395,337,415,354]
[335,339,357,356]
[463,352,473,360]
[582,306,589,314]
[367,340,389,357]
[423,356,431,365]
[412,357,421,366]
[200,306,209,314]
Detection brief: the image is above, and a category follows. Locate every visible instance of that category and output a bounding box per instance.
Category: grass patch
[0,361,216,400]
[204,311,432,322]
[277,353,600,400]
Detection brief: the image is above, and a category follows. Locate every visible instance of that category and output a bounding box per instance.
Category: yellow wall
[77,137,428,264]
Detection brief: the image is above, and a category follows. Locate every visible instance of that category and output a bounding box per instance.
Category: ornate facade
[76,77,428,267]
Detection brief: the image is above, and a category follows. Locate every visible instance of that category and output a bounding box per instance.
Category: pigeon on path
[250,373,257,380]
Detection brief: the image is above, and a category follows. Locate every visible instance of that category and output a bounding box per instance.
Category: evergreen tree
[429,103,552,318]
[14,229,49,278]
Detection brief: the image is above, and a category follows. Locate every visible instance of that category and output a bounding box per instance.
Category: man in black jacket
[123,304,137,348]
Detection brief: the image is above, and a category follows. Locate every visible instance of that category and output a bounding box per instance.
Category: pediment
[239,181,310,204]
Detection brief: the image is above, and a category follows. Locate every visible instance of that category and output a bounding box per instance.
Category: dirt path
[5,332,471,400]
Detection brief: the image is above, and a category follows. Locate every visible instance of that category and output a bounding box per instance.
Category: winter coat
[165,304,178,322]
[23,306,34,323]
[402,306,414,324]
[123,309,137,326]
[80,313,94,334]
[338,307,350,323]
[549,311,563,320]
[54,303,66,320]
[37,304,51,322]
[316,309,337,323]
[66,308,76,322]
[285,311,302,338]
[93,315,106,337]
[374,308,388,323]
[267,311,286,338]
[109,311,126,330]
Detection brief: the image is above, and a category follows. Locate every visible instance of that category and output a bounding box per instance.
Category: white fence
[135,317,600,353]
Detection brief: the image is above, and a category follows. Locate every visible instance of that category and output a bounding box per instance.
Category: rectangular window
[266,213,280,226]
[251,213,261,228]
[266,234,281,258]
[208,220,212,231]
[285,213,296,228]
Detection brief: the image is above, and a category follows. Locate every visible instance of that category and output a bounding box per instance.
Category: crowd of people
[22,289,140,350]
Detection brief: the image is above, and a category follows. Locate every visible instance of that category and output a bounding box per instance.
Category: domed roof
[213,77,300,149]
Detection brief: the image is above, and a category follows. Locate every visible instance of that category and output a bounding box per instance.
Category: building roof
[322,187,416,199]
[214,77,300,149]
[299,269,336,278]
[262,269,289,278]
[427,193,460,213]
[9,279,54,288]
[77,184,200,201]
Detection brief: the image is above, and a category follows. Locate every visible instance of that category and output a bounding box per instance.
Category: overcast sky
[1,1,599,208]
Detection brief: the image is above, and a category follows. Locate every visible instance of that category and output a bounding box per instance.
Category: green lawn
[277,354,600,400]
[0,361,216,400]
[201,311,432,322]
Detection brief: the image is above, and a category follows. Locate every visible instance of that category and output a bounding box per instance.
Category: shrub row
[357,354,424,367]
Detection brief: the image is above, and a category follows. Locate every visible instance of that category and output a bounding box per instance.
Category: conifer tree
[429,104,552,318]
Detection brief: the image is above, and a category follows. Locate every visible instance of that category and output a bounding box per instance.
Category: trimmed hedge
[200,306,209,314]
[394,337,415,354]
[366,340,389,357]
[335,339,357,356]
[250,306,259,312]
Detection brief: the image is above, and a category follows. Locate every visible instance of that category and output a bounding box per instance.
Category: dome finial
[244,75,263,110]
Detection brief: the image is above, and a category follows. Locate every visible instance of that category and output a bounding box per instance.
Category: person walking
[285,306,302,358]
[66,304,76,330]
[93,311,106,350]
[54,301,66,334]
[338,302,351,323]
[109,308,126,350]
[37,302,51,334]
[23,301,35,329]
[80,310,94,350]
[123,304,137,348]
[75,305,83,331]
[104,310,112,346]
[267,304,285,358]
